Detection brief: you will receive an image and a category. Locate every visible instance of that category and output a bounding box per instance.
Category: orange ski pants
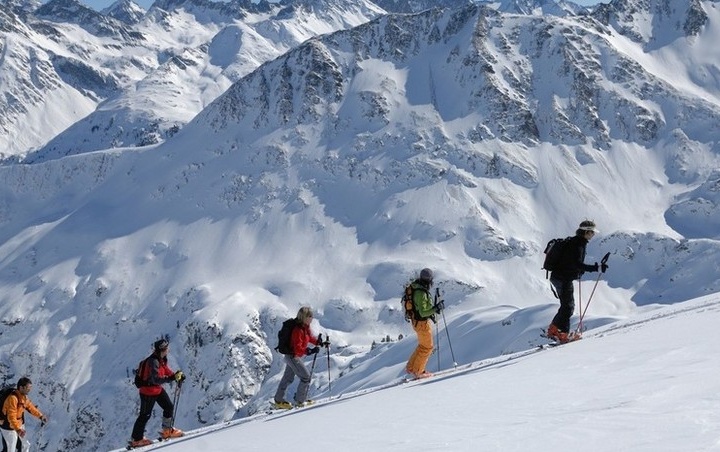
[406,319,434,375]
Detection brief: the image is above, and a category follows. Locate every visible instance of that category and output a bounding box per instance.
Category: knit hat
[419,268,433,282]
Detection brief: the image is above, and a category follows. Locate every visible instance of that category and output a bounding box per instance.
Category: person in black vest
[547,220,607,343]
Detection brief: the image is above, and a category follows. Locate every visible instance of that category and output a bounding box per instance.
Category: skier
[129,339,185,448]
[272,307,321,408]
[405,268,444,379]
[546,220,607,343]
[0,377,48,452]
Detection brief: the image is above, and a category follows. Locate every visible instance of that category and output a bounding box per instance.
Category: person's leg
[274,357,296,403]
[18,435,30,452]
[131,394,157,440]
[284,357,311,404]
[550,279,575,333]
[406,331,420,375]
[408,320,434,375]
[155,389,175,429]
[1,428,18,452]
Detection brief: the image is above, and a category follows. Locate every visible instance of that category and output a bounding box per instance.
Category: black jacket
[550,235,597,281]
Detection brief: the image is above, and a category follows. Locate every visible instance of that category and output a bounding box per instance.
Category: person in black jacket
[547,220,607,343]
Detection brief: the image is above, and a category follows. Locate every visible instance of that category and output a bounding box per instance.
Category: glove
[174,371,186,382]
[306,346,320,355]
[601,262,609,273]
[18,429,25,438]
[590,262,599,272]
[434,300,445,313]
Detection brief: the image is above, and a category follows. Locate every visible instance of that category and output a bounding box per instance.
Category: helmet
[419,268,433,282]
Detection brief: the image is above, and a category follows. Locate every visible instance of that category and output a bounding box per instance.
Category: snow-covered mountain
[0,0,386,160]
[102,0,147,25]
[0,0,719,450]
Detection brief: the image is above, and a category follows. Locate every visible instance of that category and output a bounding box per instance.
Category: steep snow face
[0,1,719,451]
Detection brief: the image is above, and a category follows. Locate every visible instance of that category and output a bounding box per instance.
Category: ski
[267,400,315,413]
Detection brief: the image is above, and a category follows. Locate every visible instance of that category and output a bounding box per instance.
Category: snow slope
[106,293,720,452]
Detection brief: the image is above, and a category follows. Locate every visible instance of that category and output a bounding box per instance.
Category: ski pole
[435,319,440,372]
[310,334,321,376]
[577,252,610,333]
[171,380,183,428]
[436,288,457,368]
[577,277,583,333]
[325,334,332,395]
[440,310,457,368]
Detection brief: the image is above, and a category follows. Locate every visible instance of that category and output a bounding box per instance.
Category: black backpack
[275,318,298,355]
[133,357,152,388]
[542,236,572,277]
[0,386,17,428]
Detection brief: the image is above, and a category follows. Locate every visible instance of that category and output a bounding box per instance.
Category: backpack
[401,283,418,322]
[0,386,17,427]
[133,357,152,388]
[275,318,298,355]
[542,236,572,277]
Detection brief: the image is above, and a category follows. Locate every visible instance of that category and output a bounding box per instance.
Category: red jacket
[291,324,318,358]
[139,354,175,396]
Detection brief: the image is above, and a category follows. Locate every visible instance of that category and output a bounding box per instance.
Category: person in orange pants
[405,268,443,379]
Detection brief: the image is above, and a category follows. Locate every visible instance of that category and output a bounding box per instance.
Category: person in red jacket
[272,307,321,408]
[129,339,186,448]
[1,377,48,452]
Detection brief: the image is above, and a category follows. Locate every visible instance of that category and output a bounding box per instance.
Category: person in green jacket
[405,268,443,379]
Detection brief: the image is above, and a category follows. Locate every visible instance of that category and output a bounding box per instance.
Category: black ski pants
[131,389,174,441]
[550,278,574,333]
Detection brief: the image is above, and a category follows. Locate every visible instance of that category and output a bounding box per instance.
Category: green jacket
[411,281,435,320]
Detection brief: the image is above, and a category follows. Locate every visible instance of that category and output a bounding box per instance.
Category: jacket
[411,280,435,320]
[550,235,597,281]
[1,390,43,432]
[290,323,319,358]
[138,354,175,397]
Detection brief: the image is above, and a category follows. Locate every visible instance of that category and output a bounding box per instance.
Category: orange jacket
[2,390,43,432]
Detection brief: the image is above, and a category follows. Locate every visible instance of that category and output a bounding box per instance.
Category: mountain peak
[592,0,709,47]
[101,0,145,24]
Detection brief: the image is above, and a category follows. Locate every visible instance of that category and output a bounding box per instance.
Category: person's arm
[147,358,172,384]
[574,243,598,272]
[24,398,46,423]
